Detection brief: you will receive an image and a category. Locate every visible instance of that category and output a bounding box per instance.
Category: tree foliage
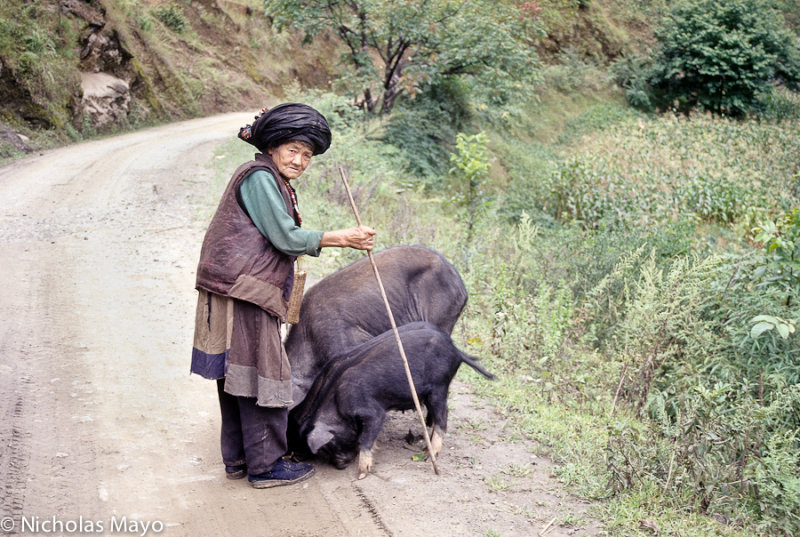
[264,0,543,114]
[647,0,800,117]
[381,76,474,177]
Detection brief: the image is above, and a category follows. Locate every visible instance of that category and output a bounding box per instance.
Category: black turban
[238,103,332,155]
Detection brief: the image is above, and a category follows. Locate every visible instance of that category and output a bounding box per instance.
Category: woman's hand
[320,225,376,251]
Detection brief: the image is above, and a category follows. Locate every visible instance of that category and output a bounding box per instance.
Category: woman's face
[268,140,314,180]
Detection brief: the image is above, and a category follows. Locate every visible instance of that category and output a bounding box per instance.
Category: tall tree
[264,0,542,114]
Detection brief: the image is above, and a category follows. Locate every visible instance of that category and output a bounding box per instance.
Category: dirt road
[0,114,600,537]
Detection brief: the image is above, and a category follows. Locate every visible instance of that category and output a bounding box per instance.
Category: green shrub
[753,209,800,307]
[609,53,655,111]
[138,12,154,32]
[461,213,577,381]
[448,131,491,242]
[647,0,800,117]
[495,139,559,224]
[156,5,187,33]
[556,103,637,146]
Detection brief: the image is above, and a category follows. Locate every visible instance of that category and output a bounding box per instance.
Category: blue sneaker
[248,459,315,488]
[225,463,247,480]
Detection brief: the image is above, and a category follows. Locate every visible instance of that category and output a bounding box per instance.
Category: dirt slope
[0,114,600,537]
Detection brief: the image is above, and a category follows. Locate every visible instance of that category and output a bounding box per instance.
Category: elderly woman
[191,103,375,488]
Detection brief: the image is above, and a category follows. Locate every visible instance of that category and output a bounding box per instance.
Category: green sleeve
[239,170,323,257]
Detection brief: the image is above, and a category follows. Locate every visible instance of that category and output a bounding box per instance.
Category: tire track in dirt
[353,483,394,537]
[0,250,37,535]
[0,391,30,535]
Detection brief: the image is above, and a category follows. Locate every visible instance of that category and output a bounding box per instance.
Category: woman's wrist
[319,230,347,248]
[319,226,375,250]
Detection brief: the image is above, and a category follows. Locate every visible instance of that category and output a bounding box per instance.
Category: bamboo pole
[338,166,440,476]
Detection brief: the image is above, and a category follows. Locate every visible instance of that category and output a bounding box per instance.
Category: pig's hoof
[357,449,373,479]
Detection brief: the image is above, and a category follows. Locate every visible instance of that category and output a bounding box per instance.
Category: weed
[503,462,533,478]
[561,513,583,527]
[486,475,512,493]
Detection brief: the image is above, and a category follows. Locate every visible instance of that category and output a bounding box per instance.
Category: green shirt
[239,170,323,257]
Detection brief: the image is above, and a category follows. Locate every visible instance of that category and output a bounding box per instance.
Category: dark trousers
[216,379,288,475]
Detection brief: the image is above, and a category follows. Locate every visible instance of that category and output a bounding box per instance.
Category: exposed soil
[0,113,601,537]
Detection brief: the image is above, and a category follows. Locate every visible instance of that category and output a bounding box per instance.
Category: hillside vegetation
[4,1,800,536]
[281,92,799,536]
[0,0,337,155]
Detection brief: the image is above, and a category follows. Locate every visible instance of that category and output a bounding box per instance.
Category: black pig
[291,322,495,479]
[285,246,468,407]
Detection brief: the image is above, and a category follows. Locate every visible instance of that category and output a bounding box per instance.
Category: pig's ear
[307,425,334,454]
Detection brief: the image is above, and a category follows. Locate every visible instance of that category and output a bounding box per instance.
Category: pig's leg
[426,390,449,459]
[355,409,386,479]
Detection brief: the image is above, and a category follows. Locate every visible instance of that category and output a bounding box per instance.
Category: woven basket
[287,270,306,324]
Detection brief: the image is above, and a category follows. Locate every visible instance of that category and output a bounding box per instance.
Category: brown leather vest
[195,153,297,321]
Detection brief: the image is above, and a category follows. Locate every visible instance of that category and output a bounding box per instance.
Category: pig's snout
[331,450,357,470]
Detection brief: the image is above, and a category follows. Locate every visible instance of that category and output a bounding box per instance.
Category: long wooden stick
[338,166,440,476]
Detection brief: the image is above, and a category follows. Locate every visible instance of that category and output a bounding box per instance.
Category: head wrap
[238,102,332,155]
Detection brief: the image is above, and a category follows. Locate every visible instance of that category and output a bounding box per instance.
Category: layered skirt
[191,290,293,408]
